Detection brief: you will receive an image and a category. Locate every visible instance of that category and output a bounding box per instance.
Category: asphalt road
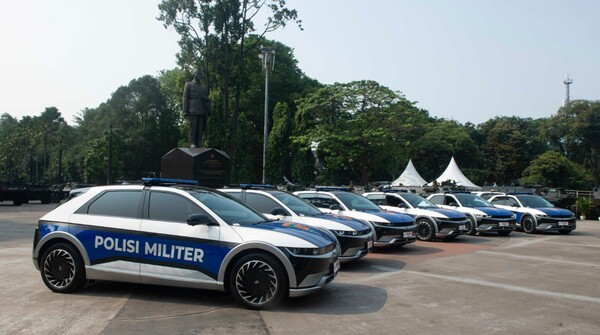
[1,203,600,334]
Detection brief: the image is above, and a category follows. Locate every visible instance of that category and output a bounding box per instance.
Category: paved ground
[1,203,600,334]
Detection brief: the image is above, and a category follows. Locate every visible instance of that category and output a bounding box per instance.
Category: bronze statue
[183,69,210,148]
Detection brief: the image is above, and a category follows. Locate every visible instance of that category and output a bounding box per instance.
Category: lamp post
[259,47,275,184]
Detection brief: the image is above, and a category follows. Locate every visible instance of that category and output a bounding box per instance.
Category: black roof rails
[142,178,198,186]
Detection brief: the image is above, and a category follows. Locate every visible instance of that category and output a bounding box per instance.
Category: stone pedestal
[161,147,230,188]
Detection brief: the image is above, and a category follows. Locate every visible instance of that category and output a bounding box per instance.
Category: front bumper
[435,219,469,238]
[286,248,339,297]
[535,217,577,231]
[373,224,417,247]
[336,233,373,262]
[476,217,517,232]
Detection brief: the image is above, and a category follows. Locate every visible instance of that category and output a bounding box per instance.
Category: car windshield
[271,191,323,216]
[455,194,494,207]
[516,195,554,208]
[335,192,382,211]
[189,190,267,225]
[400,193,437,208]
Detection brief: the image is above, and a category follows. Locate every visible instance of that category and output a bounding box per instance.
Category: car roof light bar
[383,189,408,193]
[239,183,276,190]
[314,186,351,191]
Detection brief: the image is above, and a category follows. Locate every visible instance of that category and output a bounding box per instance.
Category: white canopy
[391,159,427,187]
[435,157,480,189]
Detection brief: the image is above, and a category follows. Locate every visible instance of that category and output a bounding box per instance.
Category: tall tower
[563,74,573,107]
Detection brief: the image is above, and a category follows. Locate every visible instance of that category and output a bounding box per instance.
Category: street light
[259,47,275,184]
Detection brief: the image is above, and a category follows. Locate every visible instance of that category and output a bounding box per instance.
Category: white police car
[488,193,576,234]
[32,178,339,310]
[363,191,469,241]
[427,192,516,236]
[220,185,373,262]
[294,187,417,248]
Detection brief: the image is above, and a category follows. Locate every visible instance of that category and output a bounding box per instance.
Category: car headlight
[535,213,548,218]
[474,213,489,218]
[334,230,358,236]
[286,246,332,256]
[370,220,394,227]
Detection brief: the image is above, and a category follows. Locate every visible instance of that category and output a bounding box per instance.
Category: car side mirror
[448,202,458,207]
[396,203,407,208]
[330,204,343,210]
[270,207,288,217]
[187,213,218,226]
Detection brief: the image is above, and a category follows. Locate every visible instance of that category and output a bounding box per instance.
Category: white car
[220,186,373,262]
[32,178,339,309]
[488,193,576,234]
[427,192,516,236]
[294,188,417,247]
[363,191,469,241]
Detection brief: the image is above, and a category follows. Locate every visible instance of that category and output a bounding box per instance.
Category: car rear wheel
[416,219,435,241]
[522,215,536,234]
[40,243,86,293]
[230,253,287,310]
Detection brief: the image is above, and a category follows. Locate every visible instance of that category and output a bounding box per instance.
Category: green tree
[521,151,593,189]
[477,116,546,185]
[545,100,600,184]
[293,80,427,185]
[265,102,292,184]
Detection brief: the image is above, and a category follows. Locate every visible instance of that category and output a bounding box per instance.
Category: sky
[1,0,599,126]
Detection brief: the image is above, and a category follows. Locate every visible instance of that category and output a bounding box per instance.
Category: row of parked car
[32,179,577,310]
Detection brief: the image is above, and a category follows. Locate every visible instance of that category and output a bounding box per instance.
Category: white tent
[435,157,481,189]
[391,159,427,187]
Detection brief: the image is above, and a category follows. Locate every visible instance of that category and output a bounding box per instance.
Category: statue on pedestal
[183,69,210,148]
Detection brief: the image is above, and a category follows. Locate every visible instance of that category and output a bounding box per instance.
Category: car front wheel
[522,215,536,234]
[466,215,477,235]
[40,243,86,293]
[416,219,435,241]
[230,253,287,310]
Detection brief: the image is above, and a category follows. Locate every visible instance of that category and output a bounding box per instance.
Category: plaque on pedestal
[161,148,230,188]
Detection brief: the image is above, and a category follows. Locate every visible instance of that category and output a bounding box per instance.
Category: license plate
[499,222,509,227]
[558,221,570,226]
[333,260,341,273]
[403,231,414,238]
[367,240,373,249]
[459,225,466,230]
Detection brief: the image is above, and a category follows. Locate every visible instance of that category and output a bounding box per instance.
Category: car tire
[465,215,477,235]
[558,229,572,235]
[40,243,86,293]
[230,253,287,310]
[521,215,536,234]
[416,219,435,241]
[497,230,511,236]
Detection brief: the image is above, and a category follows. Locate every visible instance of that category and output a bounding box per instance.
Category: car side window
[226,191,243,201]
[148,191,206,223]
[428,195,443,205]
[445,196,458,206]
[365,194,386,205]
[507,198,520,207]
[385,195,401,207]
[85,190,142,218]
[245,193,280,214]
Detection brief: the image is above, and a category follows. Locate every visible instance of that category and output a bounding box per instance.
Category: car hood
[534,207,575,217]
[235,220,335,248]
[312,213,370,231]
[473,207,514,217]
[426,208,467,219]
[360,209,414,223]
